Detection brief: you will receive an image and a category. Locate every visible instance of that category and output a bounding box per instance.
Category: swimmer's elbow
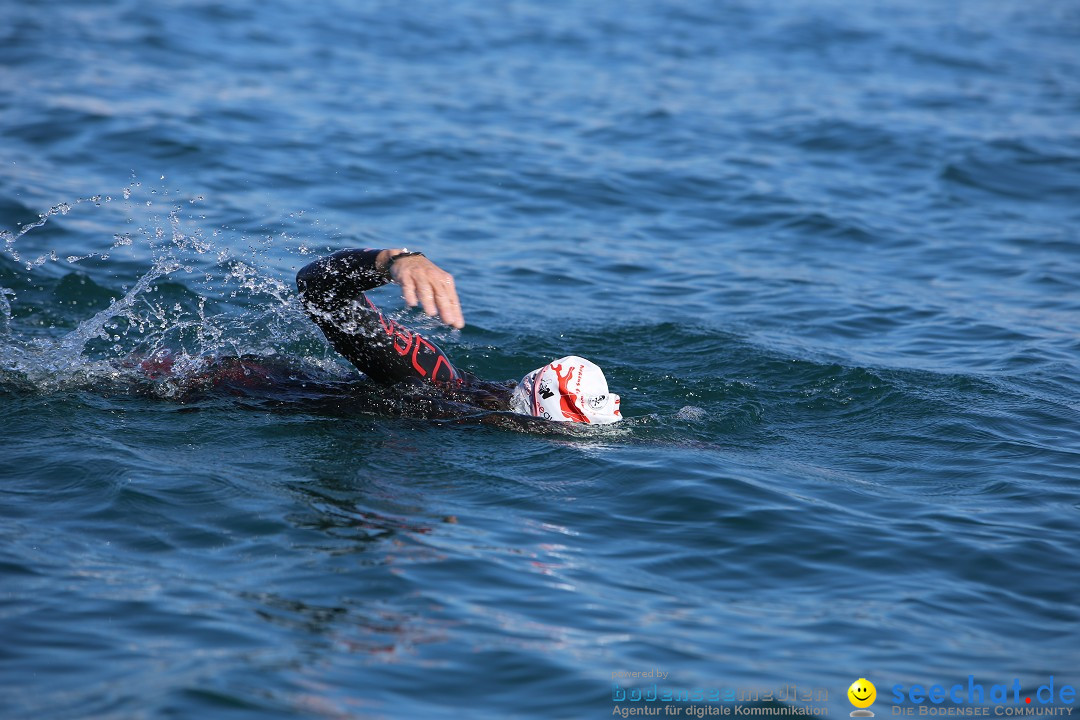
[295,258,323,295]
[296,249,388,301]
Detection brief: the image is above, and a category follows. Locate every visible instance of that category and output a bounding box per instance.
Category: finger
[435,283,465,328]
[417,282,440,318]
[435,293,462,328]
[400,275,419,308]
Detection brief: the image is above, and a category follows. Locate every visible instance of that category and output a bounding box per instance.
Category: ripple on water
[1,0,1079,716]
[941,139,1080,203]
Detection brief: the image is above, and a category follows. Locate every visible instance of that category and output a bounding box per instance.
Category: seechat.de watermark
[890,677,1075,716]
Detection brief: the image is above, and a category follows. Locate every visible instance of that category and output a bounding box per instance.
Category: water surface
[2,1,1079,718]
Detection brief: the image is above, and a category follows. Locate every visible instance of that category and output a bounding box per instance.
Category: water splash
[675,405,707,421]
[1,195,115,269]
[0,183,342,395]
[0,287,13,334]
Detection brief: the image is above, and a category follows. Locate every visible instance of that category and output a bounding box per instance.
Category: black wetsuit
[296,249,512,415]
[128,251,559,430]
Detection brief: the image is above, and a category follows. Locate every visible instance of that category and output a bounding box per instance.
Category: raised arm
[295,248,465,386]
[296,248,464,329]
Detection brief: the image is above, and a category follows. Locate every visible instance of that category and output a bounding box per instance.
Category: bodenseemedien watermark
[610,671,830,717]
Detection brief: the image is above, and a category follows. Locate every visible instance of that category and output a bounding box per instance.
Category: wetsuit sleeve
[296,249,462,386]
[295,248,388,305]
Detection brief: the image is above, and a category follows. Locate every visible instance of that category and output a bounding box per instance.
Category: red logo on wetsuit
[366,296,460,385]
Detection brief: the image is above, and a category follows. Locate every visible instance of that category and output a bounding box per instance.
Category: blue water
[2,1,1079,718]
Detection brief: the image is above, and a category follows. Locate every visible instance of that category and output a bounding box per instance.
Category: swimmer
[294,247,622,425]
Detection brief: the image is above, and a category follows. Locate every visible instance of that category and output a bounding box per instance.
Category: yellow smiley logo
[848,678,877,709]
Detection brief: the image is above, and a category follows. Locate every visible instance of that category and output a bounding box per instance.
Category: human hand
[383,250,465,329]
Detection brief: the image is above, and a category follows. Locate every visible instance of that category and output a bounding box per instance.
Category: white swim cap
[509,355,622,424]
